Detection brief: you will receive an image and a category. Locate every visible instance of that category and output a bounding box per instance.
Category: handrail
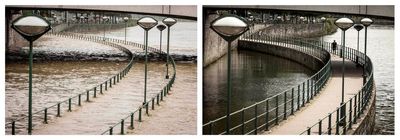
[97,36,177,135]
[203,32,332,135]
[6,32,137,135]
[298,38,375,135]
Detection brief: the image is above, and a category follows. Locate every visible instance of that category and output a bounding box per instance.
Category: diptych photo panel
[1,0,398,139]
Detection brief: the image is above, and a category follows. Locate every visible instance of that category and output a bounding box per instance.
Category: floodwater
[203,50,314,123]
[5,60,128,131]
[323,25,394,134]
[83,22,197,56]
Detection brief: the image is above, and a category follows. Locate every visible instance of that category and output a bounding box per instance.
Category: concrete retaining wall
[350,87,376,135]
[238,40,325,72]
[203,12,268,67]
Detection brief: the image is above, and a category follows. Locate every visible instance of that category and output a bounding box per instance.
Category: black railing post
[291,88,294,115]
[86,90,90,102]
[120,119,124,135]
[44,108,48,124]
[328,113,332,135]
[68,98,72,112]
[78,94,81,106]
[302,82,305,107]
[11,121,15,135]
[57,103,61,117]
[130,113,134,129]
[284,92,287,120]
[254,104,258,135]
[318,120,322,135]
[275,96,279,125]
[265,100,269,131]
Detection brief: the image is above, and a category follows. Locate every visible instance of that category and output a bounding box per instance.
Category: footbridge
[202,31,375,135]
[6,5,197,20]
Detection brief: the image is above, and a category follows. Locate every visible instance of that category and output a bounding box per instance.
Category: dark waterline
[203,50,314,123]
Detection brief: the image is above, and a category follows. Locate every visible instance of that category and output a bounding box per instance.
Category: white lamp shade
[361,18,373,27]
[211,16,248,37]
[12,15,51,37]
[162,18,177,27]
[137,17,158,30]
[335,17,354,30]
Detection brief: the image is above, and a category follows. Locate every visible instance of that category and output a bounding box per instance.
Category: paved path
[264,55,363,135]
[127,63,197,135]
[33,62,169,134]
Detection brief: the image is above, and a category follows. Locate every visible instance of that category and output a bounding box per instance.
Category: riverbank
[6,35,197,63]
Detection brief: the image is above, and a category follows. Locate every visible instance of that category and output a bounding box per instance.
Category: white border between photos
[1,0,399,140]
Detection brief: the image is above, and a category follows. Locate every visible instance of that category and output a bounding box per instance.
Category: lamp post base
[339,103,346,126]
[165,75,169,79]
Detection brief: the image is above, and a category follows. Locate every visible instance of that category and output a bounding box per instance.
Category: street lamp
[162,17,177,79]
[137,17,158,105]
[102,16,108,41]
[156,24,166,54]
[353,24,364,65]
[320,17,326,47]
[334,17,354,126]
[11,15,51,135]
[210,14,249,134]
[360,18,373,84]
[123,17,129,42]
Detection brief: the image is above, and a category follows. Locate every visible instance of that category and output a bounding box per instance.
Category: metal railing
[298,38,375,135]
[202,33,332,135]
[6,32,136,135]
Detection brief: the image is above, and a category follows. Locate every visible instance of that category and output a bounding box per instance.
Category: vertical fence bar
[120,119,124,135]
[328,113,332,135]
[138,108,142,122]
[254,104,258,135]
[291,88,294,115]
[284,92,287,120]
[297,85,300,110]
[335,108,340,135]
[57,103,61,117]
[86,90,90,101]
[265,100,269,131]
[130,113,134,129]
[44,108,48,123]
[302,82,305,107]
[11,121,15,135]
[68,98,72,112]
[109,127,113,135]
[78,94,81,106]
[275,96,279,125]
[152,98,155,110]
[307,80,310,103]
[318,120,322,135]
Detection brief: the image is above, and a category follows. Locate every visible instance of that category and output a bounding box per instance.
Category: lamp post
[103,16,108,41]
[320,17,326,47]
[137,17,158,105]
[334,17,354,126]
[123,17,129,42]
[353,24,364,65]
[360,18,373,84]
[156,24,166,54]
[162,18,177,79]
[210,14,249,134]
[11,15,51,135]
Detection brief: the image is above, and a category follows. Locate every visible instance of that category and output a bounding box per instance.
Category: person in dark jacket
[332,40,337,53]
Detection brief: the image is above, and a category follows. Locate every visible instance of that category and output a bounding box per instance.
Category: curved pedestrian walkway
[263,55,363,135]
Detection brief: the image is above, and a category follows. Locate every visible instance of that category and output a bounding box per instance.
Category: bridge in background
[6,5,197,20]
[205,5,394,19]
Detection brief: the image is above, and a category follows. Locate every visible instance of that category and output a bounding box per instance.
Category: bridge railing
[6,32,135,135]
[297,38,374,135]
[93,36,177,135]
[202,33,332,135]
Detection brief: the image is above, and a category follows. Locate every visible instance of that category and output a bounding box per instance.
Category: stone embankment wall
[203,11,268,67]
[349,88,376,135]
[238,40,327,72]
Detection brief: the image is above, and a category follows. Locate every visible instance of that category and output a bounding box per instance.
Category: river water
[322,25,394,135]
[203,50,314,123]
[83,22,197,56]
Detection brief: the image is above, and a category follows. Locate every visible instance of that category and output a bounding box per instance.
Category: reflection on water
[323,25,394,134]
[5,61,127,122]
[203,50,314,123]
